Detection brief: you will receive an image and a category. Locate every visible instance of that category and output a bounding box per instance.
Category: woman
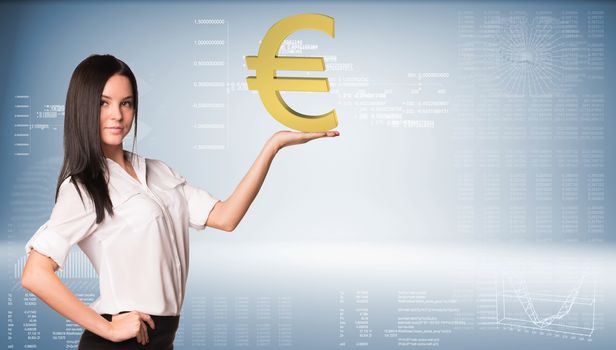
[21,54,339,349]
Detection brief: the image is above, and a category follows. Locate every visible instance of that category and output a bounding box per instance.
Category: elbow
[21,277,29,292]
[21,265,44,293]
[21,251,57,293]
[21,269,34,292]
[223,219,238,232]
[223,223,236,233]
[21,262,52,293]
[205,216,236,232]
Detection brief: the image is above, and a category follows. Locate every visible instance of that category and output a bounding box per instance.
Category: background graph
[496,262,596,338]
[1,1,615,349]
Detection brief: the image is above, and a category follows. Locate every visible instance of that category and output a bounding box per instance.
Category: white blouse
[24,150,220,316]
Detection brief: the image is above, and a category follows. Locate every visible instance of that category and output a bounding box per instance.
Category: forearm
[22,262,110,339]
[222,139,279,230]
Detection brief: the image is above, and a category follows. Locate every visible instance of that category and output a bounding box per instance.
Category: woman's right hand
[106,311,156,345]
[269,130,340,151]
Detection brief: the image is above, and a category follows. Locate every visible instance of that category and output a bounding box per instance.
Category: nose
[108,104,123,121]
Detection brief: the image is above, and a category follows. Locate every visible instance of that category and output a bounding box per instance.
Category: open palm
[271,130,340,150]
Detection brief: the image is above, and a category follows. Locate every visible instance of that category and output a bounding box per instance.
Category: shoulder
[145,157,186,187]
[58,175,85,196]
[55,175,95,213]
[146,158,171,172]
[146,158,176,176]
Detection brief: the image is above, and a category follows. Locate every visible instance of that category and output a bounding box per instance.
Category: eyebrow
[101,95,133,100]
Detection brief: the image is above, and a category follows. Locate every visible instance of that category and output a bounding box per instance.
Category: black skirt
[78,313,180,350]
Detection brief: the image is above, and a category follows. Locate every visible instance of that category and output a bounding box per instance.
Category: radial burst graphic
[495,15,568,95]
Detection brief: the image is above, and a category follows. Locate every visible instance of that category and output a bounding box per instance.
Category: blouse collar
[105,149,147,187]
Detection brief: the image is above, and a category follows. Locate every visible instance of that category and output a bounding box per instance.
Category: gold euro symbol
[246,13,337,132]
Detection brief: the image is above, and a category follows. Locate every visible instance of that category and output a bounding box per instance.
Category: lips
[105,126,123,134]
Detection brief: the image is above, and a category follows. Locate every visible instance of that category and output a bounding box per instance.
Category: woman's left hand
[269,130,340,151]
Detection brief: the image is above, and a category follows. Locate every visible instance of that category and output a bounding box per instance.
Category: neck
[102,145,126,166]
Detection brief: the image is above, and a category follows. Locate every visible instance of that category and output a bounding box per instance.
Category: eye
[100,100,108,106]
[122,101,133,107]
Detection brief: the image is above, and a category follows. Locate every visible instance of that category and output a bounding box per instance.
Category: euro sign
[246,13,337,132]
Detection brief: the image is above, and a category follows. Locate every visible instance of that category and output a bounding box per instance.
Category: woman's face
[99,74,135,150]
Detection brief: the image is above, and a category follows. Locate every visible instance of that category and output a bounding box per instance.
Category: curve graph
[496,273,595,338]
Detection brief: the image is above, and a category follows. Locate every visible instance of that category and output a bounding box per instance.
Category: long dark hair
[56,54,139,224]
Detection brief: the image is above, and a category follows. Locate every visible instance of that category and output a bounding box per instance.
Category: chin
[101,138,125,146]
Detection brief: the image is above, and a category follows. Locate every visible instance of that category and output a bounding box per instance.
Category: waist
[101,312,180,330]
[80,312,180,349]
[90,296,184,317]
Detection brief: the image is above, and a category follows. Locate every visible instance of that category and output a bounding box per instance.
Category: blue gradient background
[1,1,615,349]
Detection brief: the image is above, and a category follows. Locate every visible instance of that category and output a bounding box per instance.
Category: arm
[206,138,278,232]
[22,250,155,345]
[206,130,339,232]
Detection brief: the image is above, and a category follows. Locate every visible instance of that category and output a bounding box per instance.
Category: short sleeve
[24,177,99,270]
[165,163,221,231]
[182,181,221,230]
